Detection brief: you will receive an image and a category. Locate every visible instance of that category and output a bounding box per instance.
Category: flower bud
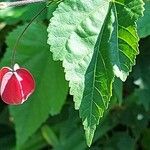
[0,64,35,105]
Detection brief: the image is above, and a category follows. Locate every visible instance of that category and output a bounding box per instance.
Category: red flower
[0,64,35,105]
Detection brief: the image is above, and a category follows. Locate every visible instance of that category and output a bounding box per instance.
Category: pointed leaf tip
[47,0,144,146]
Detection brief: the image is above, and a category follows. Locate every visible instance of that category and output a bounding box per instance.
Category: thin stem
[11,2,52,67]
[0,0,47,9]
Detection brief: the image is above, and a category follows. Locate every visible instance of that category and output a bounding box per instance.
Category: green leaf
[47,0,144,146]
[81,0,144,145]
[47,1,59,19]
[41,125,59,147]
[0,7,26,24]
[80,4,113,145]
[20,131,47,150]
[48,0,110,109]
[0,3,47,24]
[0,23,68,147]
[53,108,87,150]
[47,0,110,145]
[19,3,47,21]
[137,1,150,38]
[104,132,135,150]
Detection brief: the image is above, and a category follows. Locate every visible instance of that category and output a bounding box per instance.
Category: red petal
[16,68,35,100]
[1,73,24,105]
[0,67,10,84]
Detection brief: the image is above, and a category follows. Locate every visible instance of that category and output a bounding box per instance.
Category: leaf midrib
[87,2,112,129]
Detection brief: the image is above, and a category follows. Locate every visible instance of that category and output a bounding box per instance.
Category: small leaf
[0,23,68,147]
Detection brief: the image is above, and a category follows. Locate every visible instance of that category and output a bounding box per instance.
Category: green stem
[11,2,52,67]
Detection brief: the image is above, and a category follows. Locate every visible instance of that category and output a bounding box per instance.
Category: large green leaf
[81,0,144,145]
[47,0,144,146]
[0,23,68,147]
[80,4,114,145]
[48,0,110,109]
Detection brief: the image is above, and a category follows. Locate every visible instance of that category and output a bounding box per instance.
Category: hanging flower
[0,64,35,105]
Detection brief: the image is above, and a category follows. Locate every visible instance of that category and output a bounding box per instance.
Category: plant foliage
[0,0,149,149]
[47,0,144,145]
